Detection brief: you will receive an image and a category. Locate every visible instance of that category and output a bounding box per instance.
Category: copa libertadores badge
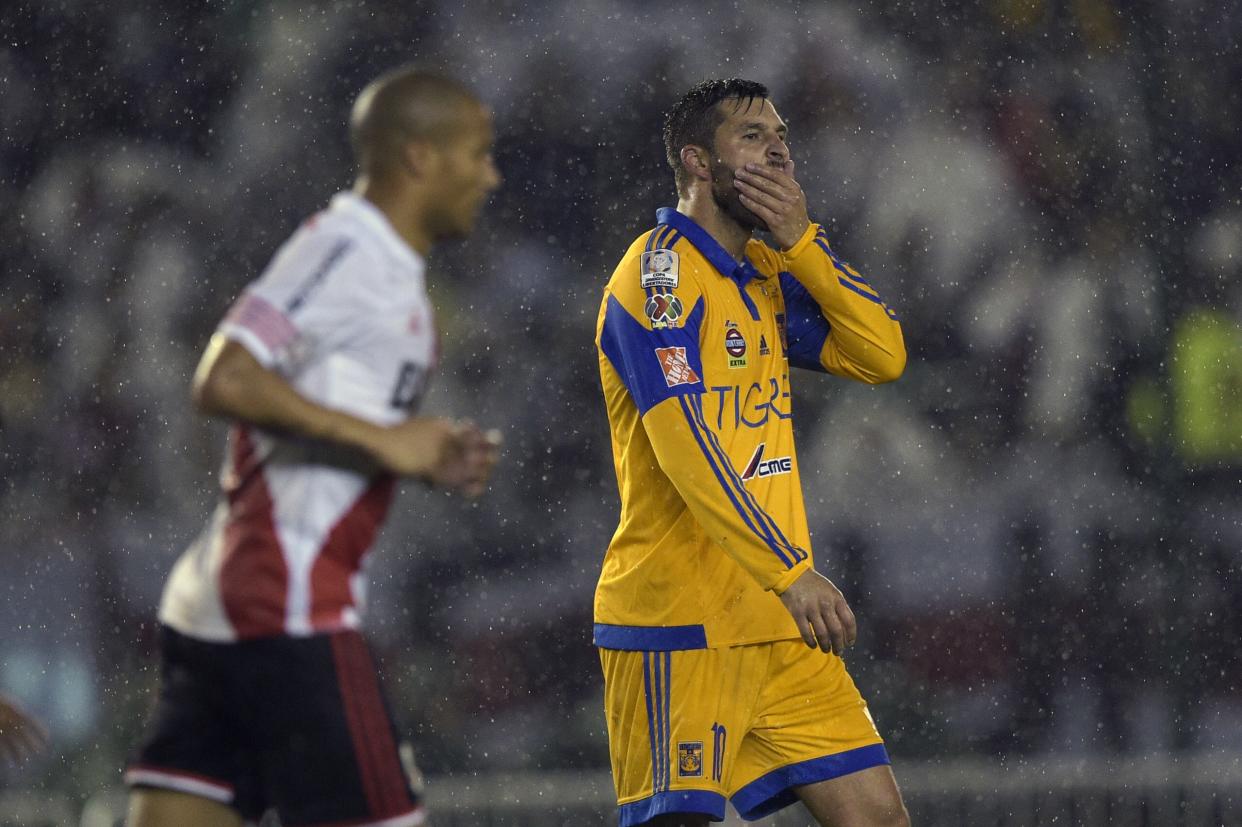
[640,248,680,289]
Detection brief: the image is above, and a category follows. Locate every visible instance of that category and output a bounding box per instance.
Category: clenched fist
[365,416,502,497]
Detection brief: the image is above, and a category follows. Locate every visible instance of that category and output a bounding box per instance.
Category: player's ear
[401,140,436,179]
[680,145,711,183]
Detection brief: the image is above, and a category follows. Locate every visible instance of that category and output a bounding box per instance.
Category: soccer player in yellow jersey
[593,79,910,826]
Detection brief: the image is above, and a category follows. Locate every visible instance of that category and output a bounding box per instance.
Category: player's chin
[740,206,770,233]
[726,192,767,232]
[441,213,480,240]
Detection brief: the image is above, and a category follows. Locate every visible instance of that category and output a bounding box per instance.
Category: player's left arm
[734,161,906,383]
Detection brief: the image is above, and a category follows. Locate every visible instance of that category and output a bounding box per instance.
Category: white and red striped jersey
[159,192,437,642]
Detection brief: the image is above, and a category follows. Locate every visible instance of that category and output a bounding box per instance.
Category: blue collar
[655,207,761,287]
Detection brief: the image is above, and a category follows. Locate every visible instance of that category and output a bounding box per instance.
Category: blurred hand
[778,569,857,655]
[0,696,47,764]
[733,160,811,250]
[366,417,501,496]
[450,423,502,498]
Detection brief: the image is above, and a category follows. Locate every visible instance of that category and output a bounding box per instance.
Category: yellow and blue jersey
[594,207,905,650]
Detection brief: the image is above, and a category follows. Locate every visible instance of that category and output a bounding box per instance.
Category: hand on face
[733,159,810,250]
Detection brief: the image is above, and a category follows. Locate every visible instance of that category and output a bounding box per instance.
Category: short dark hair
[663,78,769,193]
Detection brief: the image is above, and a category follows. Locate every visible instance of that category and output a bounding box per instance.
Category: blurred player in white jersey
[125,68,502,827]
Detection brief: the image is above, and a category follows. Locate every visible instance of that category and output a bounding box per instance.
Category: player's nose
[768,139,790,164]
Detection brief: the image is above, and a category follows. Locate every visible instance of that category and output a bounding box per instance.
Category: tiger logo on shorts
[677,741,703,777]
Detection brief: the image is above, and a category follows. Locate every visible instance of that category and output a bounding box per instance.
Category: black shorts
[126,625,425,826]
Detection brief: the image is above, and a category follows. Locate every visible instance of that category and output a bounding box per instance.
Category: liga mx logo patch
[645,292,684,329]
[678,741,703,777]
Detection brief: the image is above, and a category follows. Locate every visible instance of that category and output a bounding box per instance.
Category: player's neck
[676,192,751,261]
[355,178,433,257]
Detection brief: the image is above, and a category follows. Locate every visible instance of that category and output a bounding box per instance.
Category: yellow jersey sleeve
[777,223,906,383]
[640,398,810,593]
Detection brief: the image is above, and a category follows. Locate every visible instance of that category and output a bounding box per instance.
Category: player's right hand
[368,417,501,496]
[777,569,857,655]
[450,423,502,498]
[733,159,810,251]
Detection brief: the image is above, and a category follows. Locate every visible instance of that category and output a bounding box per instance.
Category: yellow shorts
[599,639,888,825]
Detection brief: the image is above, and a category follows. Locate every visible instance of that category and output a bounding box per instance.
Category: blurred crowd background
[2,0,1241,805]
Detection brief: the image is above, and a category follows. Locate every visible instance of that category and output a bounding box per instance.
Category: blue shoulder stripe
[814,238,881,297]
[815,230,874,285]
[812,236,898,319]
[837,276,888,307]
[647,223,677,253]
[599,296,705,415]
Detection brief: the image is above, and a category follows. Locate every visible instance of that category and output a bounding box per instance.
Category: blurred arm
[193,334,384,451]
[192,335,499,489]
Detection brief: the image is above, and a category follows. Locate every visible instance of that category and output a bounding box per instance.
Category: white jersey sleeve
[220,232,369,375]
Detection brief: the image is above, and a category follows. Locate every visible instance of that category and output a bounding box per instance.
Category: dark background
[1,0,1240,803]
